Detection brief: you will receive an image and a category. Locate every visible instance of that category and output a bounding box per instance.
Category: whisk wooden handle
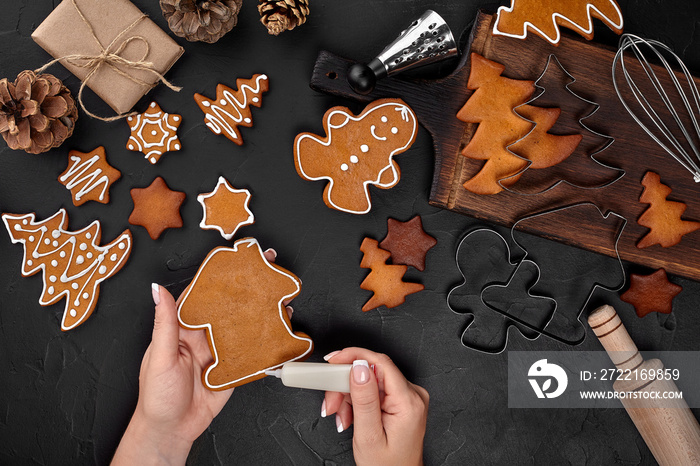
[588,305,700,465]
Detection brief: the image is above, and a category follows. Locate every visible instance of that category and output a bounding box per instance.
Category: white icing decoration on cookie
[76,255,84,265]
[52,241,58,247]
[52,230,60,238]
[360,145,369,153]
[87,252,93,259]
[48,286,54,294]
[381,116,388,123]
[80,243,87,251]
[59,154,111,202]
[391,127,398,134]
[341,163,349,171]
[51,260,58,267]
[200,75,268,141]
[1,209,133,331]
[492,0,624,45]
[350,155,359,163]
[110,254,117,261]
[28,235,34,242]
[119,243,125,250]
[177,238,313,390]
[370,125,387,141]
[127,102,181,164]
[197,176,255,241]
[294,101,418,214]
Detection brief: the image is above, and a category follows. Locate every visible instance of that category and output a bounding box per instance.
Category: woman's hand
[323,347,429,466]
[112,250,285,465]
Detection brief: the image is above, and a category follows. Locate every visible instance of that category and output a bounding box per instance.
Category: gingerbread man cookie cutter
[448,202,627,353]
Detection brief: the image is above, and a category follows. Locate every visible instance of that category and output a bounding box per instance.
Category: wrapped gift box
[32,0,184,115]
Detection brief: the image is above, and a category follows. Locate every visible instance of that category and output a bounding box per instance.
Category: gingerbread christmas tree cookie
[177,238,313,390]
[621,269,682,318]
[198,176,254,240]
[194,74,269,145]
[379,216,436,272]
[2,209,132,331]
[129,177,186,240]
[493,0,624,45]
[59,146,121,206]
[359,237,424,312]
[127,101,182,164]
[637,171,700,248]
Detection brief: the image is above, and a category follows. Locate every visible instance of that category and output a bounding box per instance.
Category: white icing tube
[265,362,352,393]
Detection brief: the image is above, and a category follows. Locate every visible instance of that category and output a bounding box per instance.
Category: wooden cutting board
[309,11,700,282]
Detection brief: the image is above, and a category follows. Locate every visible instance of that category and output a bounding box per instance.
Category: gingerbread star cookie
[198,176,254,240]
[620,269,682,318]
[194,74,269,145]
[177,238,314,390]
[379,216,436,272]
[359,238,424,312]
[127,101,182,164]
[59,146,121,206]
[129,177,186,240]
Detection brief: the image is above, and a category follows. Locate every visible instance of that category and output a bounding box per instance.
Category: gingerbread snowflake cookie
[294,98,418,214]
[127,101,182,164]
[198,176,254,241]
[59,146,121,206]
[194,74,269,145]
[2,209,132,331]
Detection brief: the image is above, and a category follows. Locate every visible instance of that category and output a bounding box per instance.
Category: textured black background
[1,1,700,464]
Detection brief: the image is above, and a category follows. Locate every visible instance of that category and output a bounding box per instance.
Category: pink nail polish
[336,415,343,433]
[264,248,277,260]
[353,360,370,384]
[151,283,161,306]
[321,399,327,418]
[323,350,341,361]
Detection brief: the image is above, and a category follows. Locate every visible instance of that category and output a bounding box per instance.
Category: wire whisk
[612,33,700,183]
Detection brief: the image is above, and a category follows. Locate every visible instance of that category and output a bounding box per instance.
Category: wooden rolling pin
[588,305,700,465]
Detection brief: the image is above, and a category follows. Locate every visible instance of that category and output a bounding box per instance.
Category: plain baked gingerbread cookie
[177,238,313,390]
[129,177,186,240]
[294,98,418,214]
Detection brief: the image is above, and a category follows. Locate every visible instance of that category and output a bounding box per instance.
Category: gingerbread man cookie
[59,146,121,206]
[2,209,132,331]
[198,176,254,240]
[178,238,314,390]
[294,98,418,214]
[194,74,269,145]
[127,102,182,164]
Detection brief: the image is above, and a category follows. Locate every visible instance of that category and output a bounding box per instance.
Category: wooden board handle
[588,305,700,465]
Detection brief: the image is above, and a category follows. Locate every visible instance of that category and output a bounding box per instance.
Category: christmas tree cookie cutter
[447,202,627,353]
[497,54,623,194]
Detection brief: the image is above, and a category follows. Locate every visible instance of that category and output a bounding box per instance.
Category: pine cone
[258,0,309,35]
[160,0,243,43]
[0,70,78,155]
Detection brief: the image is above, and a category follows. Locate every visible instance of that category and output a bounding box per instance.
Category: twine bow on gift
[34,0,181,122]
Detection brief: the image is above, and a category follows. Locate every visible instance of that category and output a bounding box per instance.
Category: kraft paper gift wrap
[31,0,184,115]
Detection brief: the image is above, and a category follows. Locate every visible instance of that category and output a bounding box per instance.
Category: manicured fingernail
[323,350,341,361]
[264,248,277,260]
[336,415,343,433]
[286,305,294,317]
[353,360,370,385]
[151,283,161,306]
[321,399,327,418]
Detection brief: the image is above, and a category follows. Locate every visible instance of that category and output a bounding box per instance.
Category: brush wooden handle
[589,305,700,465]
